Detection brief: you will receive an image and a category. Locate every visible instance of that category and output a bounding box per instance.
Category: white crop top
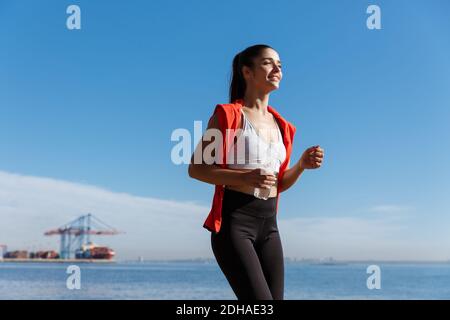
[227,110,287,173]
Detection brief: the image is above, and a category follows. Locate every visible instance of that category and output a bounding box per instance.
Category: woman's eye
[263,62,281,69]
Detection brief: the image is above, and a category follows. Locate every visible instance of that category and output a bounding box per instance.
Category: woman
[188,44,324,300]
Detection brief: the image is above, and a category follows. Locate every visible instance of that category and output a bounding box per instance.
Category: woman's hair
[229,44,274,103]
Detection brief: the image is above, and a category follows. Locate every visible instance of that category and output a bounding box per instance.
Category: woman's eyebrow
[261,57,282,64]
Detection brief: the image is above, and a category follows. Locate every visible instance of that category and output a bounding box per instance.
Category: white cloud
[0,170,211,260]
[368,205,412,214]
[1,170,448,261]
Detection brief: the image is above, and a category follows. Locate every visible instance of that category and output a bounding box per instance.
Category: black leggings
[211,188,284,300]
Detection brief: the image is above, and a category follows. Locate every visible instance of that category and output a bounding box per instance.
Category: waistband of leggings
[222,188,277,218]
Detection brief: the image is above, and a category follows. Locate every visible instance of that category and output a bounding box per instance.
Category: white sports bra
[227,110,287,173]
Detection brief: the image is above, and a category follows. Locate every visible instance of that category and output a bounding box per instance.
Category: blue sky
[1,0,449,260]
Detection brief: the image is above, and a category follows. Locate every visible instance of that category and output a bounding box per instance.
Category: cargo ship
[1,246,115,263]
[75,242,115,260]
[30,250,60,259]
[3,250,29,259]
[4,250,60,259]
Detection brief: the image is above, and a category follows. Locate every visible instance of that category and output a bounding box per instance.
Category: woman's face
[243,48,283,93]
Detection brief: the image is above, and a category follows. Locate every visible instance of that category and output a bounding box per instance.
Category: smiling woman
[188,44,324,300]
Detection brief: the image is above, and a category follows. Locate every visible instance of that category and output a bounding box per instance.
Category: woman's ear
[241,65,251,81]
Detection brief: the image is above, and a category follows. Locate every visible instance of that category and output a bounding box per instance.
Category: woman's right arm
[188,113,243,185]
[188,114,277,189]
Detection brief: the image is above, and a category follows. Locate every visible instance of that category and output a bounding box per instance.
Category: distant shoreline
[117,258,450,265]
[0,258,114,263]
[2,257,449,265]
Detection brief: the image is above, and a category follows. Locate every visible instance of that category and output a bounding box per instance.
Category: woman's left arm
[279,145,324,193]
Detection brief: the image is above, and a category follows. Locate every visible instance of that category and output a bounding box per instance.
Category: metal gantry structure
[44,213,120,259]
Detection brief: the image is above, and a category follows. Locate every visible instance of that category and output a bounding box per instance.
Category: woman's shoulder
[268,105,297,133]
[211,102,242,121]
[213,101,241,113]
[208,101,248,135]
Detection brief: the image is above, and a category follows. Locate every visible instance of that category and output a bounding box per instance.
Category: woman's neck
[243,92,270,116]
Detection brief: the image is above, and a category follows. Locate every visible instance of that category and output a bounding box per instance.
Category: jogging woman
[188,44,324,300]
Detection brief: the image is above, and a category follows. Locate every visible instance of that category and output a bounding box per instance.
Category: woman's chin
[267,82,280,90]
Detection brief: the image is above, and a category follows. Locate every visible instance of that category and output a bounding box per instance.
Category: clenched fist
[299,145,324,170]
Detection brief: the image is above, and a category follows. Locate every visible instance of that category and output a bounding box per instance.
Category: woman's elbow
[188,163,196,179]
[188,163,203,180]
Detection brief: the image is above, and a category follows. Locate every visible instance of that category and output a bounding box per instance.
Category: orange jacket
[203,99,297,233]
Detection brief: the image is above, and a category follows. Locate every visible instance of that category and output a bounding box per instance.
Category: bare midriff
[224,168,279,198]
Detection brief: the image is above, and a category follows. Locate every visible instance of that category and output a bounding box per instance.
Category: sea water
[0,261,449,300]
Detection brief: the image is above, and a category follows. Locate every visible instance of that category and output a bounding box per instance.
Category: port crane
[44,213,120,259]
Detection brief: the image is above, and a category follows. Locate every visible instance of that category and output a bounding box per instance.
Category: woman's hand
[242,169,277,189]
[299,145,324,170]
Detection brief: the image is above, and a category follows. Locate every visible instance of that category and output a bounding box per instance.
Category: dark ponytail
[229,44,273,103]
